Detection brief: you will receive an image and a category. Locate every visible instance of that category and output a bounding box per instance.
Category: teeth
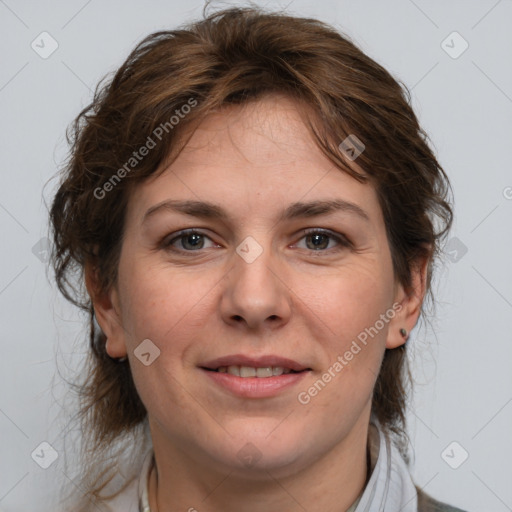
[227,365,240,376]
[272,366,284,376]
[256,367,273,378]
[217,365,297,377]
[240,366,256,378]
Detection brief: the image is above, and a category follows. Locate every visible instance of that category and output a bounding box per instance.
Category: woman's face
[96,94,422,476]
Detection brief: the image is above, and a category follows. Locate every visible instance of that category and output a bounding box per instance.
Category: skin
[89,94,428,512]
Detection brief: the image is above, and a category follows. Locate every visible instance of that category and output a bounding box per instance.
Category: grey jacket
[417,487,468,512]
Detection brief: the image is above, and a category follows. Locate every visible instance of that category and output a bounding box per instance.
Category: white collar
[353,418,418,512]
[137,417,418,512]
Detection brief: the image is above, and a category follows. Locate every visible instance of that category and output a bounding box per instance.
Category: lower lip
[201,369,309,398]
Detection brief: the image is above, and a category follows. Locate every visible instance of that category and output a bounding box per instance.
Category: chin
[209,425,309,476]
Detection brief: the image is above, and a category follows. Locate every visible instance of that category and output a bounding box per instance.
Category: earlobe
[385,253,430,350]
[385,296,410,350]
[84,262,128,359]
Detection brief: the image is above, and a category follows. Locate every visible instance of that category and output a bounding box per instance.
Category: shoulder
[416,487,468,512]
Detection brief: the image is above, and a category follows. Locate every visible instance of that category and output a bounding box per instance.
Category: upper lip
[201,354,311,372]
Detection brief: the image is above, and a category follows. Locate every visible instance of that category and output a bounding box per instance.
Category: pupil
[184,233,203,249]
[307,233,328,250]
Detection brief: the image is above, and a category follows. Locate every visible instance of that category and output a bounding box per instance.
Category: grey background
[1,0,511,510]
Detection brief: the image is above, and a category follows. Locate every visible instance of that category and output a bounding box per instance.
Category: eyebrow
[142,198,370,224]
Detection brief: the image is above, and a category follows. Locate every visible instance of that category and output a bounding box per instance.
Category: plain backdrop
[1,1,511,511]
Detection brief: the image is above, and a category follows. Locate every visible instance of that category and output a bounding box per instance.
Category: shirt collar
[354,416,418,512]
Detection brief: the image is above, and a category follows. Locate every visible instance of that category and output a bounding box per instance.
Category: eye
[163,229,218,252]
[294,229,351,252]
[162,228,350,254]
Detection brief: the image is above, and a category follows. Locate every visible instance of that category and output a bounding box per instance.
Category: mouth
[199,354,312,398]
[200,354,311,376]
[201,365,310,377]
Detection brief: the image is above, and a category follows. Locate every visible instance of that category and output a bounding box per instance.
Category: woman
[50,6,466,512]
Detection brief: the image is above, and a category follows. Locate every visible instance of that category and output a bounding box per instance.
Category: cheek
[117,261,219,347]
[296,259,393,409]
[117,265,212,410]
[300,259,394,340]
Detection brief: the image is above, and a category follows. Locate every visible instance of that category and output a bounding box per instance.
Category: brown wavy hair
[50,5,453,509]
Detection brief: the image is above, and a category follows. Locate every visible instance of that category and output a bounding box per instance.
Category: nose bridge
[221,234,290,329]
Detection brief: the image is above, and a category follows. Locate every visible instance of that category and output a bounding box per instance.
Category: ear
[85,262,128,359]
[386,252,430,349]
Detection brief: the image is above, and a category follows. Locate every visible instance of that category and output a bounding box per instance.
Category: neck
[147,412,371,512]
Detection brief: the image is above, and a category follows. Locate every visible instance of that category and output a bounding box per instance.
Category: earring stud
[399,328,407,338]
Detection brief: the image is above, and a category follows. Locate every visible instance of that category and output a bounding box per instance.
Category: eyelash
[162,228,351,254]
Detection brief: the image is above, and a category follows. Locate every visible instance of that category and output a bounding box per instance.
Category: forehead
[175,94,345,174]
[183,94,315,152]
[125,94,382,227]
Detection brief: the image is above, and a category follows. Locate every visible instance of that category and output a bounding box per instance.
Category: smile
[201,367,310,398]
[207,365,301,377]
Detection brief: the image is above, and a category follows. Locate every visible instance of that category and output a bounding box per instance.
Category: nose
[219,240,292,331]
